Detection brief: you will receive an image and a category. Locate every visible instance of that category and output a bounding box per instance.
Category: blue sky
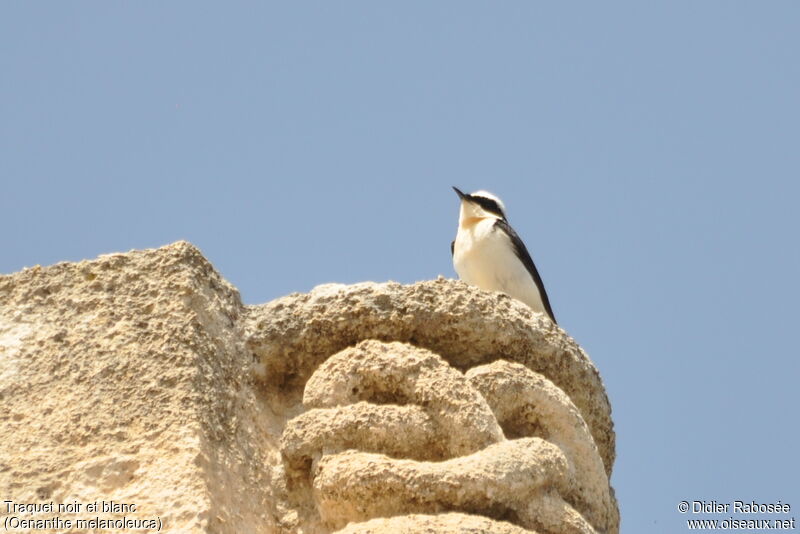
[2,2,799,531]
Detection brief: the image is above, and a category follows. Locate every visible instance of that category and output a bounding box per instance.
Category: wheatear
[451,187,556,323]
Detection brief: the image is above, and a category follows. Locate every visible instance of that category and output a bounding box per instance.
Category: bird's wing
[451,240,455,257]
[494,219,557,323]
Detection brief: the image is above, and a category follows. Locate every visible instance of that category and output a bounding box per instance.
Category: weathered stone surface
[313,439,594,534]
[246,280,615,477]
[1,242,618,534]
[333,513,535,534]
[0,242,274,532]
[467,361,618,534]
[300,341,504,459]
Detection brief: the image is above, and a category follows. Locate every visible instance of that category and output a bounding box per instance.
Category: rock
[246,280,615,477]
[0,242,618,534]
[298,340,504,460]
[0,242,272,532]
[313,439,593,534]
[333,512,534,534]
[467,361,618,533]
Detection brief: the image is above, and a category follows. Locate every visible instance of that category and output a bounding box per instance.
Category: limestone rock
[313,439,592,533]
[1,242,618,534]
[298,340,504,460]
[333,513,535,534]
[467,361,618,533]
[246,280,615,477]
[0,242,272,532]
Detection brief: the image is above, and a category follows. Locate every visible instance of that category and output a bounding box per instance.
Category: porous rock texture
[0,242,266,531]
[0,242,618,534]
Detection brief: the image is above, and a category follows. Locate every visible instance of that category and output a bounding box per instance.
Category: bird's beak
[452,186,468,201]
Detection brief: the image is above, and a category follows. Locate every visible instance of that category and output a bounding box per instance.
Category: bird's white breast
[453,218,547,315]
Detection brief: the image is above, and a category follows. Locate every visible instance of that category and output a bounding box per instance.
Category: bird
[451,187,557,323]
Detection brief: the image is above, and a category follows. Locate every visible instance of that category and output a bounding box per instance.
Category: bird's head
[453,187,507,226]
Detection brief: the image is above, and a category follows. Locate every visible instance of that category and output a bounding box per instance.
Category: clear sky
[2,2,798,531]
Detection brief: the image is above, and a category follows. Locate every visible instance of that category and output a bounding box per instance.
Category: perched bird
[451,187,557,323]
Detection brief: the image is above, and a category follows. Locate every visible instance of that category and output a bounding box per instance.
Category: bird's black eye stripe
[472,196,505,219]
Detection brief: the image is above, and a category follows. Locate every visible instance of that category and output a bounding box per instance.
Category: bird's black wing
[451,240,455,256]
[494,219,557,324]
